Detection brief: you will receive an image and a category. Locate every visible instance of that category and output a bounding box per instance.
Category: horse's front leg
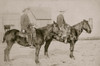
[44,39,52,57]
[35,45,41,64]
[70,40,75,60]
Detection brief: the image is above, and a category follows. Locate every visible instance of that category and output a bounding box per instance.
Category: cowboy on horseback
[20,8,36,48]
[57,10,66,27]
[57,10,71,43]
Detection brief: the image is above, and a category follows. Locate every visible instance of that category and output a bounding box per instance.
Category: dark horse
[2,21,61,64]
[68,19,92,59]
[2,29,31,62]
[44,19,92,59]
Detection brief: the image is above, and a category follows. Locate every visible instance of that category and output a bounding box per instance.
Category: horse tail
[2,31,8,43]
[2,34,6,43]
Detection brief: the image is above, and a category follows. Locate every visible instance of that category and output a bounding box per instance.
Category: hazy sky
[0,0,100,37]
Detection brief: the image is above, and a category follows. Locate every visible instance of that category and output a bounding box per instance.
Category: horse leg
[44,39,52,57]
[4,41,13,62]
[35,45,41,64]
[69,40,75,60]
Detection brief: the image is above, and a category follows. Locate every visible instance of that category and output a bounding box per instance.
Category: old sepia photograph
[0,0,100,66]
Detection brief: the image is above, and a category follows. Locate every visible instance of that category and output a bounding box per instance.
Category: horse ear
[83,19,86,21]
[53,21,57,27]
[53,21,56,24]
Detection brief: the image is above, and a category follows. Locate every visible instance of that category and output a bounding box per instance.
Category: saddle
[18,31,28,38]
[58,25,71,43]
[60,25,71,36]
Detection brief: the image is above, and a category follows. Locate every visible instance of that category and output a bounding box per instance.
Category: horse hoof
[45,55,49,59]
[72,57,75,60]
[5,61,12,66]
[4,59,10,62]
[10,58,15,61]
[36,62,41,66]
[70,55,75,60]
[44,52,49,58]
[35,60,40,64]
[4,59,7,62]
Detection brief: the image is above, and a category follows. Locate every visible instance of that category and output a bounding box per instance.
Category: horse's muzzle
[88,30,92,33]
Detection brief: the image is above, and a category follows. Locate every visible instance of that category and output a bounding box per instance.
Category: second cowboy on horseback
[56,10,71,43]
[20,8,36,48]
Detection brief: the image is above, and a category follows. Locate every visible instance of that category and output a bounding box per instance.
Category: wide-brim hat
[59,10,65,12]
[23,8,30,12]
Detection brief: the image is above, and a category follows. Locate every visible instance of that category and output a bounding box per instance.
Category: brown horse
[2,29,31,62]
[3,21,61,64]
[44,19,92,59]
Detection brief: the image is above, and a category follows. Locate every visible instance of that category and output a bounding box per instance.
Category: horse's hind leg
[70,40,75,60]
[4,41,13,62]
[35,45,41,64]
[44,39,52,57]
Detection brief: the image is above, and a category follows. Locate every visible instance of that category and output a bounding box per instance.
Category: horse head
[82,19,92,33]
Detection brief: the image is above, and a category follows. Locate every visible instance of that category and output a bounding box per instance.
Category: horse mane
[73,19,88,28]
[72,21,85,37]
[72,21,83,28]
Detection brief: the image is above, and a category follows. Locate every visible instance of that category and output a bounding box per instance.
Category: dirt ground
[0,40,100,66]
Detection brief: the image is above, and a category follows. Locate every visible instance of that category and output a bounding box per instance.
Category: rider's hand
[22,30,25,33]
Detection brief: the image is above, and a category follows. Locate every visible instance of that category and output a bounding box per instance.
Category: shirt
[20,14,31,30]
